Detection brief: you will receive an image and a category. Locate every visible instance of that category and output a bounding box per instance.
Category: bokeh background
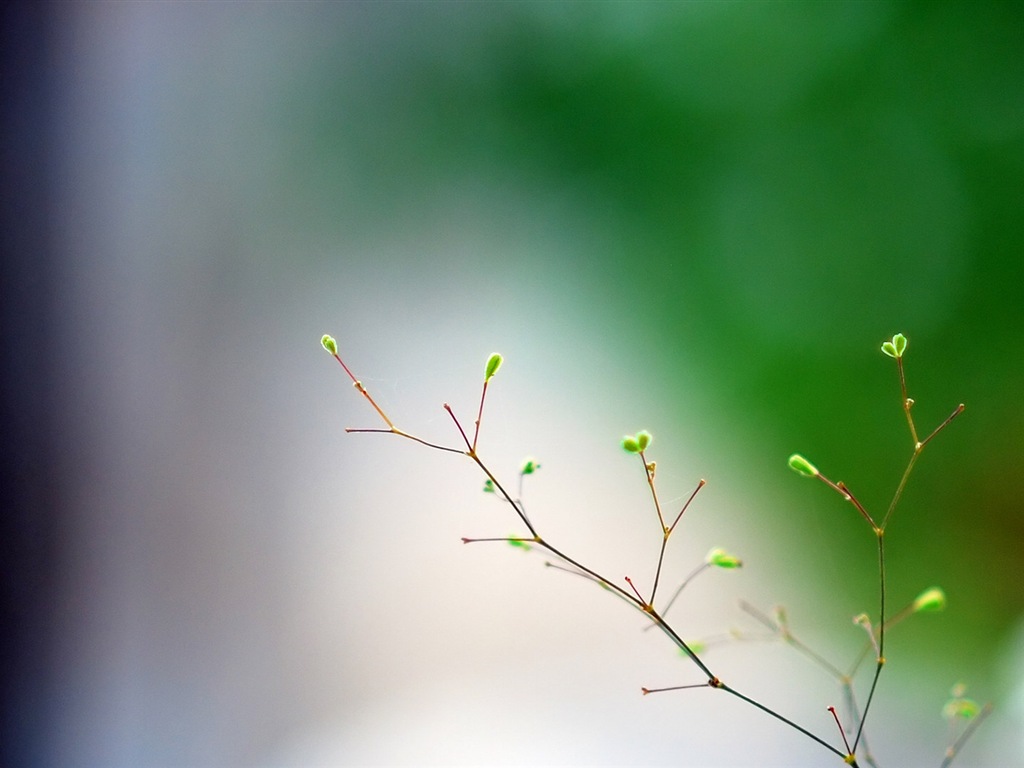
[3,2,1022,766]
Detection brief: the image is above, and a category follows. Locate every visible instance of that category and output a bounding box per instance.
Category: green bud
[507,538,531,551]
[484,352,503,382]
[706,547,742,569]
[636,430,652,452]
[679,641,706,657]
[321,334,338,355]
[788,454,819,477]
[943,686,980,721]
[520,457,540,475]
[881,333,907,359]
[621,435,641,453]
[913,586,946,613]
[483,478,495,493]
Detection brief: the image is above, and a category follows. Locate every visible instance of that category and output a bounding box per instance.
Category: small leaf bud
[484,352,504,382]
[321,334,338,355]
[507,538,531,551]
[483,478,495,494]
[788,453,819,477]
[621,435,641,453]
[520,457,540,475]
[705,547,742,569]
[893,332,907,356]
[913,586,946,613]
[881,333,907,358]
[636,430,652,452]
[943,683,980,721]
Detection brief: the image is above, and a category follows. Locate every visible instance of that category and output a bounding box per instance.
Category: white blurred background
[3,2,1021,767]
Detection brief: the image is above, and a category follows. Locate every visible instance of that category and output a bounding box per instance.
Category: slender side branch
[853,533,886,753]
[327,348,395,429]
[718,682,854,764]
[896,356,919,446]
[345,426,467,455]
[939,703,993,768]
[920,404,965,450]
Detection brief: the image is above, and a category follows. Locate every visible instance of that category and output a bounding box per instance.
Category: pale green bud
[520,457,540,475]
[621,435,641,453]
[705,547,742,569]
[636,430,652,452]
[913,586,946,613]
[943,684,980,721]
[321,334,338,355]
[881,333,908,359]
[788,454,819,477]
[484,352,503,381]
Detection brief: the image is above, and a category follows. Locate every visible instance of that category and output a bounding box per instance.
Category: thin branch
[345,426,467,455]
[939,703,993,768]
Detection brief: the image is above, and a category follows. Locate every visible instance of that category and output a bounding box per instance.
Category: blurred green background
[14,1,1022,766]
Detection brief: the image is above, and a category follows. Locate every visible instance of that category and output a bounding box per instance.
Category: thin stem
[462,536,535,544]
[717,682,855,765]
[828,706,854,757]
[646,610,715,678]
[668,478,706,535]
[344,426,467,455]
[331,353,395,428]
[842,683,878,768]
[783,627,849,682]
[920,403,965,450]
[896,357,919,446]
[642,451,667,533]
[738,601,847,680]
[644,561,709,630]
[816,473,877,528]
[836,481,877,530]
[650,536,669,607]
[471,379,489,453]
[642,682,712,694]
[881,403,963,533]
[443,403,474,453]
[650,478,705,611]
[471,454,537,539]
[853,533,886,753]
[625,575,647,605]
[939,703,993,768]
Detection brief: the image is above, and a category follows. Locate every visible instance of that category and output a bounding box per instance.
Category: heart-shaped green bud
[483,478,495,493]
[520,457,540,475]
[943,691,980,721]
[893,333,907,356]
[913,586,946,613]
[705,547,742,569]
[636,430,652,452]
[484,352,503,381]
[321,334,338,355]
[621,435,641,453]
[881,333,908,359]
[788,454,819,477]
